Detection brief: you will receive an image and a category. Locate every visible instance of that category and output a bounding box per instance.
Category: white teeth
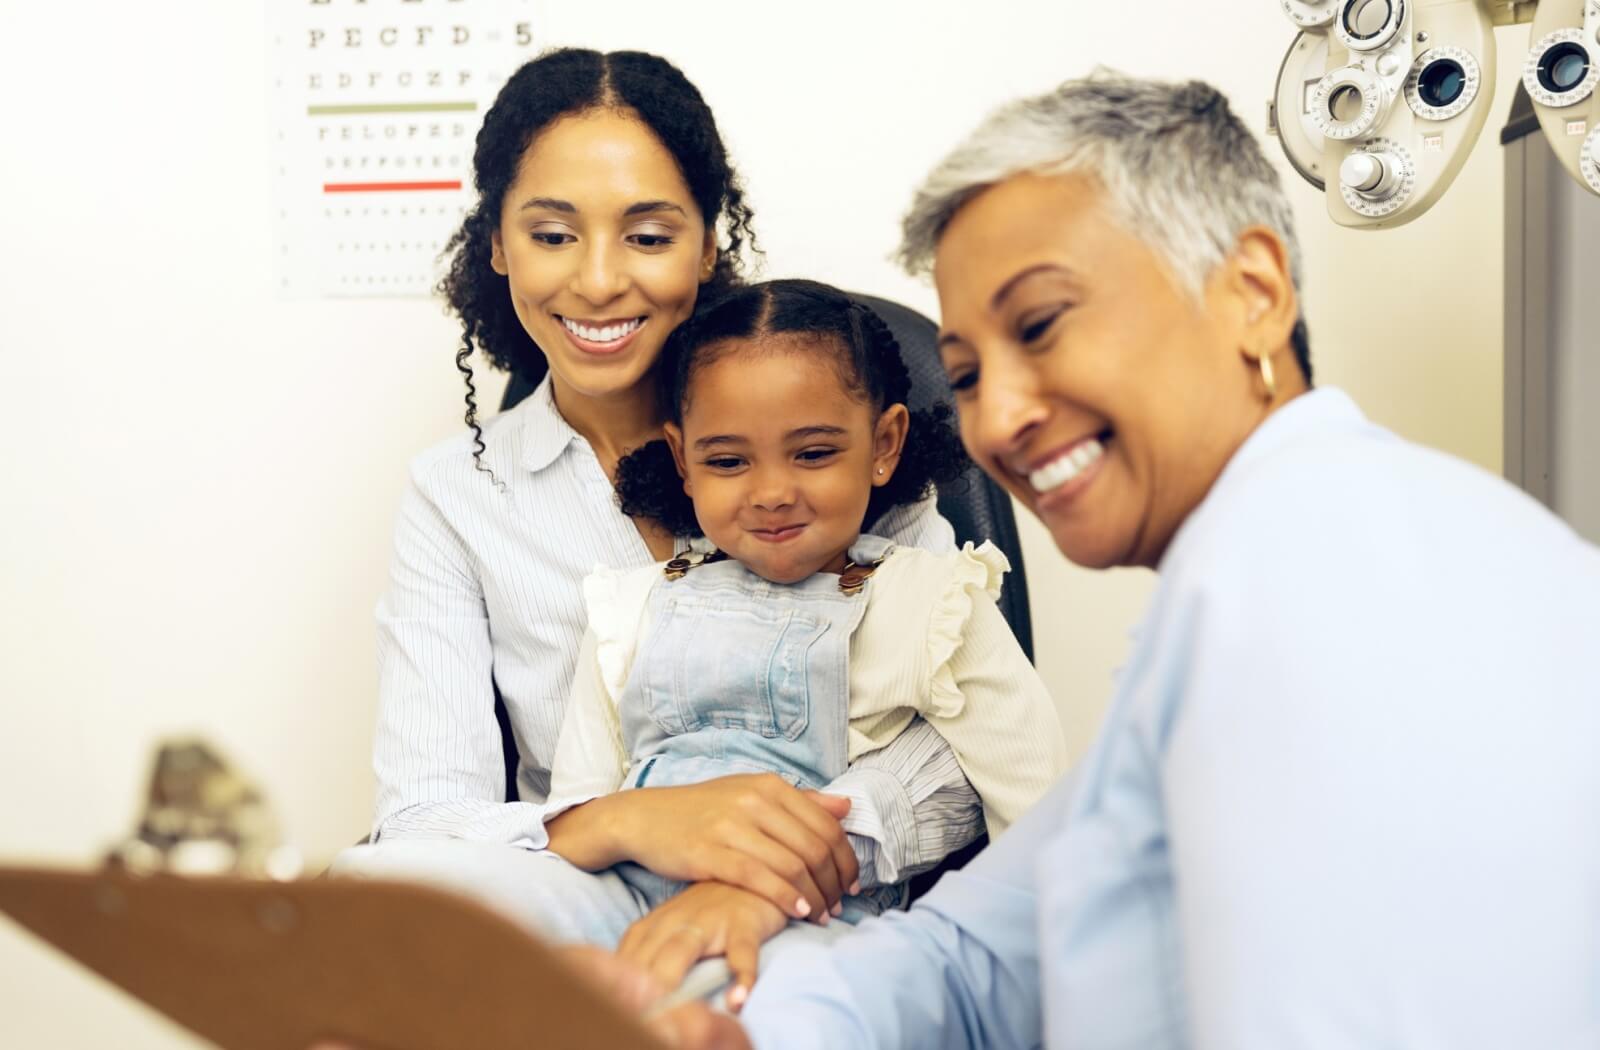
[1028,438,1105,494]
[561,317,643,343]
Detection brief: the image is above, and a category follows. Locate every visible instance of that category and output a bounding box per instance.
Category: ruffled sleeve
[894,541,1065,836]
[926,541,1012,719]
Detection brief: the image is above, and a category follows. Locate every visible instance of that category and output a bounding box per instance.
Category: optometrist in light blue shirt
[661,72,1600,1050]
[738,387,1600,1050]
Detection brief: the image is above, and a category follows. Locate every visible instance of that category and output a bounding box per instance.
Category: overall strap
[663,546,888,595]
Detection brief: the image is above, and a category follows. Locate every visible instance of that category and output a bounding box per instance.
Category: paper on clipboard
[0,865,669,1050]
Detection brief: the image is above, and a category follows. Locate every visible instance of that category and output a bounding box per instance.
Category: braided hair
[438,48,758,480]
[615,279,970,538]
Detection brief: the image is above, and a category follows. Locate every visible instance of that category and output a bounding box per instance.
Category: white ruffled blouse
[545,542,1068,838]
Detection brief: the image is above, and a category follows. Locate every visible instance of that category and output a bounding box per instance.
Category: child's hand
[619,882,789,1011]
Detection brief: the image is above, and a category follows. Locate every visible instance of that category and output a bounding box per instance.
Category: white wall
[0,2,1521,1046]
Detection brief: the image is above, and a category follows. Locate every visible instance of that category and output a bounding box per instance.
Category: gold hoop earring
[1258,350,1277,403]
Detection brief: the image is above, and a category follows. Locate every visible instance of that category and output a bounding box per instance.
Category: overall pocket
[639,596,827,741]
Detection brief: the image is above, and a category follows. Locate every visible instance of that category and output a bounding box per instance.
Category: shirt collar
[1218,386,1365,481]
[1159,386,1367,569]
[518,373,581,475]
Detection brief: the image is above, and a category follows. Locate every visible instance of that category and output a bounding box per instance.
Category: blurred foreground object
[0,736,667,1048]
[106,738,303,881]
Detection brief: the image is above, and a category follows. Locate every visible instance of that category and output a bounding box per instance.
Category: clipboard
[0,864,669,1050]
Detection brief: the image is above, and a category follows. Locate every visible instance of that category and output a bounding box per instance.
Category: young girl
[537,279,1068,1003]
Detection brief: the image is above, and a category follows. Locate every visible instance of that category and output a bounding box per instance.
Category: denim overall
[612,533,898,921]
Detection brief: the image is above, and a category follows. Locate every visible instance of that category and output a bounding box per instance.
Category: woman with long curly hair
[333,49,991,987]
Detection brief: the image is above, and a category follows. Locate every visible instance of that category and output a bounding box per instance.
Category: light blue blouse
[742,387,1600,1049]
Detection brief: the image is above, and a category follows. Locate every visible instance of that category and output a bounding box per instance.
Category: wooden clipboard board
[0,865,669,1050]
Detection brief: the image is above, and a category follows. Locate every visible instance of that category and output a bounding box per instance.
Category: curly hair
[615,279,971,539]
[438,48,758,479]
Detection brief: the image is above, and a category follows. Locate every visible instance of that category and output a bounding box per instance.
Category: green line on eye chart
[306,101,478,116]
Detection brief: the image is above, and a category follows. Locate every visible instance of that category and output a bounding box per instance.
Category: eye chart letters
[270,0,534,297]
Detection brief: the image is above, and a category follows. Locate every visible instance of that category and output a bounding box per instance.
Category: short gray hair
[899,73,1305,321]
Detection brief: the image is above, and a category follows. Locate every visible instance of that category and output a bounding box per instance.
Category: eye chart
[270,0,535,297]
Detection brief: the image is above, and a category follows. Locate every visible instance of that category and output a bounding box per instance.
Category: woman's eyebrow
[991,263,1078,310]
[518,196,575,213]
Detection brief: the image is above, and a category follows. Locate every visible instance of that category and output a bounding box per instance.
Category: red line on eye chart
[322,180,463,193]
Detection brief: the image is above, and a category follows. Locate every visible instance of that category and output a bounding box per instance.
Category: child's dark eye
[703,456,744,471]
[947,369,979,395]
[796,448,839,464]
[630,234,675,249]
[531,231,575,247]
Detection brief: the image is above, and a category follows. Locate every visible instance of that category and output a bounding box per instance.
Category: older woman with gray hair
[654,72,1600,1050]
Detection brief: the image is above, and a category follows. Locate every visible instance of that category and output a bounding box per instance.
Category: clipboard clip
[104,738,303,881]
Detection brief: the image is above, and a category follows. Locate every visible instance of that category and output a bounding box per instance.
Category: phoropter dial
[1582,124,1600,195]
[1339,139,1416,218]
[1524,28,1600,109]
[1281,0,1337,28]
[1335,0,1407,54]
[1405,47,1482,120]
[1311,66,1390,139]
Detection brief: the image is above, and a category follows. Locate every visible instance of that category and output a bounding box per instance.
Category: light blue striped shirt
[743,387,1600,1048]
[369,375,982,887]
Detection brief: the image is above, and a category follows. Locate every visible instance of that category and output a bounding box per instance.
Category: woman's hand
[619,882,788,1011]
[547,773,860,921]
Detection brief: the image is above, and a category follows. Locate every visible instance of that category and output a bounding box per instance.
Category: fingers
[806,791,853,820]
[722,928,761,1013]
[776,791,859,904]
[735,813,839,921]
[643,776,853,920]
[751,803,846,911]
[703,846,818,921]
[642,925,713,995]
[618,906,716,997]
[617,910,679,964]
[735,777,850,913]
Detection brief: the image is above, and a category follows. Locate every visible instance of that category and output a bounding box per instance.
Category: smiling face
[490,108,715,405]
[933,172,1290,569]
[663,341,908,584]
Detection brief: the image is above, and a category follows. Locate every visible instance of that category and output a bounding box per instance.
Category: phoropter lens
[1343,0,1393,40]
[1328,84,1365,123]
[1417,60,1466,108]
[1539,42,1591,95]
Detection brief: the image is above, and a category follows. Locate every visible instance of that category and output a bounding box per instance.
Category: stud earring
[876,467,885,476]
